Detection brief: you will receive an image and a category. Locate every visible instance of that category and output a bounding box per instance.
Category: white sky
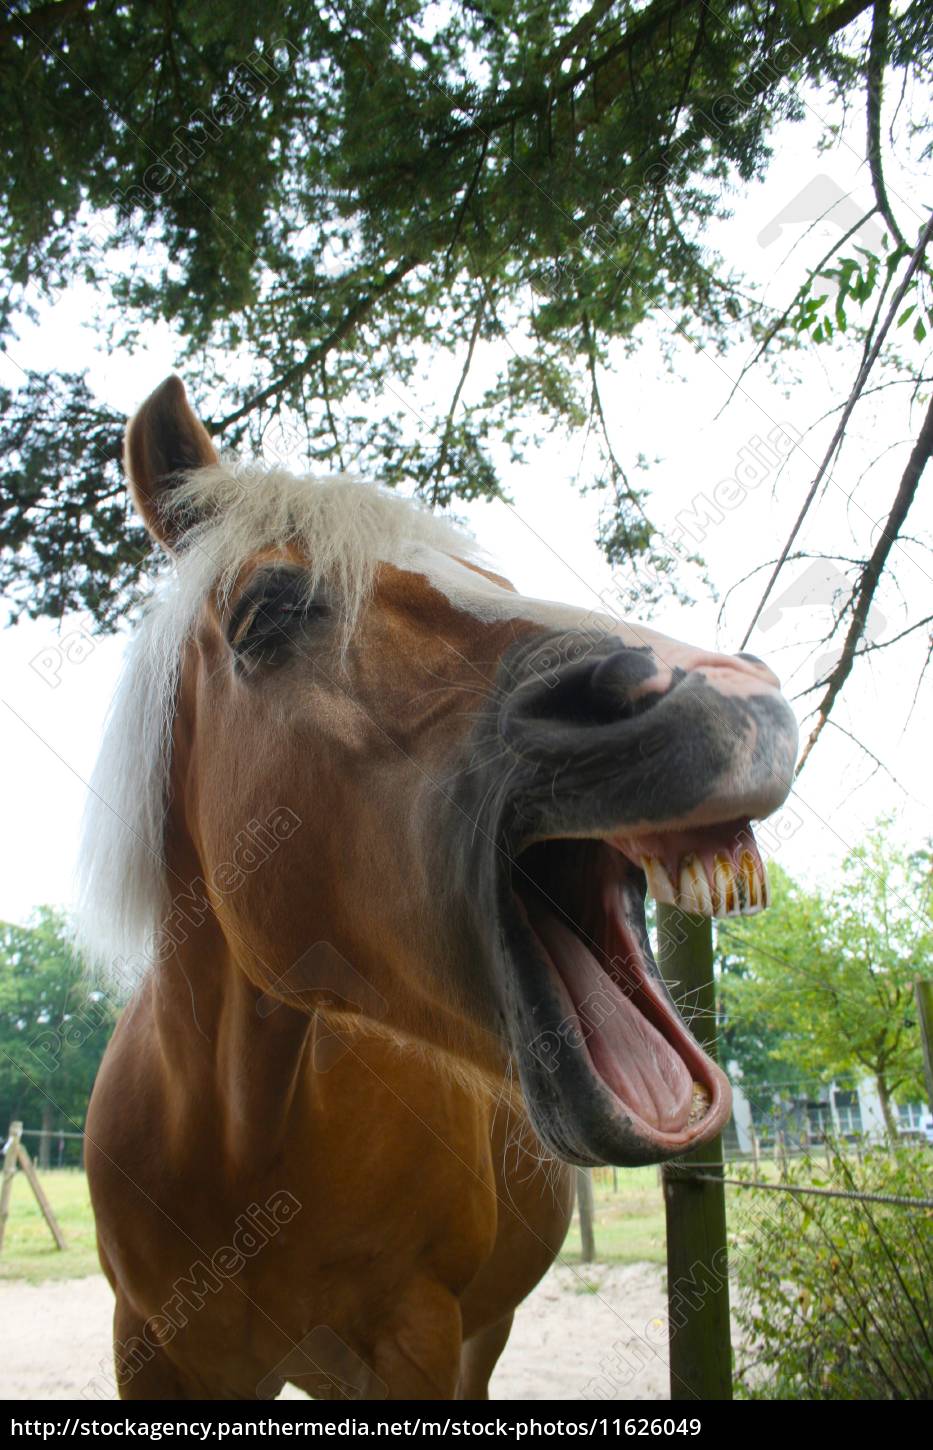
[1,96,930,928]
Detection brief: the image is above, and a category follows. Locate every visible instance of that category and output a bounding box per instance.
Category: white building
[726,1067,929,1152]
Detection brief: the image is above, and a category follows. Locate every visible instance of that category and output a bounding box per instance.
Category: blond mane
[77,461,480,991]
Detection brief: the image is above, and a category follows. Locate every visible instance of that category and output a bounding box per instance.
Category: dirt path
[0,1263,668,1401]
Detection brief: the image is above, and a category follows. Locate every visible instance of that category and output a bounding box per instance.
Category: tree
[716,907,810,1102]
[717,827,930,1141]
[0,908,116,1164]
[1,2,931,752]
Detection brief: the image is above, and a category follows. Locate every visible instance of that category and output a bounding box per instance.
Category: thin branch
[718,207,881,415]
[901,636,933,735]
[429,291,487,507]
[852,226,898,381]
[318,359,346,472]
[741,210,933,650]
[584,319,650,523]
[442,135,489,280]
[856,612,933,657]
[866,0,907,250]
[824,719,911,796]
[783,611,933,699]
[796,385,933,773]
[796,375,933,434]
[213,256,422,432]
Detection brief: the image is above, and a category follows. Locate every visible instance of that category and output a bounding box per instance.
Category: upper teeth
[640,850,769,919]
[679,856,712,916]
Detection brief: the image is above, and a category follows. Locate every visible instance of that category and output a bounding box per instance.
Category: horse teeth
[712,854,737,917]
[641,855,677,906]
[678,856,712,917]
[740,851,771,915]
[739,849,763,915]
[640,846,772,919]
[688,1081,711,1125]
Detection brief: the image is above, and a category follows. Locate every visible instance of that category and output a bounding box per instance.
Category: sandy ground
[0,1263,668,1401]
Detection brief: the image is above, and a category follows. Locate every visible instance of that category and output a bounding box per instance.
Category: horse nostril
[510,646,663,731]
[586,649,667,723]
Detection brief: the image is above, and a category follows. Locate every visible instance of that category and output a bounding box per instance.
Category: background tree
[1,1,932,755]
[716,908,809,1104]
[0,908,116,1166]
[718,826,930,1140]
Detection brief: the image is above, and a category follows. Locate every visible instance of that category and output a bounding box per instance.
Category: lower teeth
[688,1082,711,1126]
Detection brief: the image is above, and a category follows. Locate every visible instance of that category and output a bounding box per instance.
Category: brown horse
[82,376,797,1400]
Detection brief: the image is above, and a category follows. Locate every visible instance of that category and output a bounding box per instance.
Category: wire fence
[7,1126,86,1169]
[16,1124,933,1209]
[589,1127,933,1214]
[669,1166,933,1211]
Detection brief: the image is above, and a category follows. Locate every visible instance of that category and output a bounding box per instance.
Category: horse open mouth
[503,819,765,1165]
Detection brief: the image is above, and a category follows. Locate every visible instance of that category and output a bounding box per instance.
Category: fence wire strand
[665,1166,933,1210]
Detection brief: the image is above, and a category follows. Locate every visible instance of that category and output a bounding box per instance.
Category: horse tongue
[525,898,693,1133]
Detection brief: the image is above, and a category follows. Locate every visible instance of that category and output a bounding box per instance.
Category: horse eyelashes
[228,573,330,659]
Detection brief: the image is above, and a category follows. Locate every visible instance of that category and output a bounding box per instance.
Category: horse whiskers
[411,656,509,705]
[439,740,512,789]
[469,760,519,850]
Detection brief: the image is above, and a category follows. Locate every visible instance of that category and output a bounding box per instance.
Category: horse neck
[148,905,315,1174]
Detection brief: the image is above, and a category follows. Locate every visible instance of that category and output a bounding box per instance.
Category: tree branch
[0,0,92,44]
[719,206,881,414]
[212,1,877,435]
[740,210,933,650]
[824,719,912,796]
[545,0,618,72]
[414,0,874,173]
[429,290,487,507]
[213,256,422,432]
[796,385,933,774]
[866,0,907,249]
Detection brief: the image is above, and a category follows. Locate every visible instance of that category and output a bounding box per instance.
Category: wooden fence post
[0,1122,22,1253]
[0,1120,66,1255]
[16,1139,66,1251]
[576,1167,596,1263]
[657,906,732,1402]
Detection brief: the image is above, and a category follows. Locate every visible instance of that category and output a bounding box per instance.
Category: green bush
[732,1143,933,1399]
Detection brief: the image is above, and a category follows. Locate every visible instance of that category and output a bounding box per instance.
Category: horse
[81,375,798,1400]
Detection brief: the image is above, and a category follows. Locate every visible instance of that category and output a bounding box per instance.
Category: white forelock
[76,461,481,992]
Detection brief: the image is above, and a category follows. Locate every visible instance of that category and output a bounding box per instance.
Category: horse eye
[227,572,329,658]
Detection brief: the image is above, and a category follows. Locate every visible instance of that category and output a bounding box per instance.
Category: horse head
[81,375,798,1170]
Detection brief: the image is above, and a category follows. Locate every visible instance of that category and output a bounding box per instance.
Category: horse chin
[498,824,766,1167]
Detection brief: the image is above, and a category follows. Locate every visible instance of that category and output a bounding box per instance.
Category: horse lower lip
[505,837,729,1163]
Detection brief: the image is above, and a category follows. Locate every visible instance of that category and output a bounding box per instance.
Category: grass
[2,1165,667,1284]
[0,1156,816,1282]
[0,1168,101,1284]
[560,1157,818,1266]
[561,1165,667,1266]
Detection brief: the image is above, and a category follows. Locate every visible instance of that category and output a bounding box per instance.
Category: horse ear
[124,375,219,549]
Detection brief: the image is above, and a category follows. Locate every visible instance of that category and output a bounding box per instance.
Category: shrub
[732,1142,933,1399]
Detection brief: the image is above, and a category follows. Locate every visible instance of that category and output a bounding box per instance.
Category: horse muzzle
[469,628,798,1168]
